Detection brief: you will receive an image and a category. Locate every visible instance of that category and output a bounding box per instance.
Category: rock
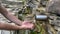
[46,0,60,16]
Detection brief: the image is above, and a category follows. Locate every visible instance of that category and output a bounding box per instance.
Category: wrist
[17,26,24,30]
[15,21,22,26]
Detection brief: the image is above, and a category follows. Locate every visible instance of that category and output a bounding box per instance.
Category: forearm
[0,6,22,25]
[0,22,21,30]
[4,13,22,25]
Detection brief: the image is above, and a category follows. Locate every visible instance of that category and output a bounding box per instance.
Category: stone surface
[46,0,60,16]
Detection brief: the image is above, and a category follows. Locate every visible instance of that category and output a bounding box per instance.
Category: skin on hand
[20,21,34,30]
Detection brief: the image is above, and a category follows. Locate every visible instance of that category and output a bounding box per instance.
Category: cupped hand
[20,21,34,30]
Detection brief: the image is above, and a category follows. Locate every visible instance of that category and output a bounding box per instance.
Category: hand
[20,21,34,30]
